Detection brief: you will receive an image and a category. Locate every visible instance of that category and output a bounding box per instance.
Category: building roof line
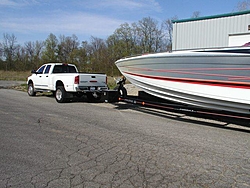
[172,10,250,23]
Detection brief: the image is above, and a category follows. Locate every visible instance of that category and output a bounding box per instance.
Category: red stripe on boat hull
[124,71,250,89]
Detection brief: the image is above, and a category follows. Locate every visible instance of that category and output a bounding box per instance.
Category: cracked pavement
[0,89,250,188]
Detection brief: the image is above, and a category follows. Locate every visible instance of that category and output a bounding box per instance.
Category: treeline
[0,17,173,75]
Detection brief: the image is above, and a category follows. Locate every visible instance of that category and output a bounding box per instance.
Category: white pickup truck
[27,63,108,103]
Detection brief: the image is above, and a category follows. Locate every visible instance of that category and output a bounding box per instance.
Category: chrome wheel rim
[28,85,33,95]
[56,89,62,100]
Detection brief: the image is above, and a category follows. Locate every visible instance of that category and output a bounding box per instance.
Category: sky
[0,0,245,45]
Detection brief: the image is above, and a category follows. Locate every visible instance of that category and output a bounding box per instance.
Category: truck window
[52,65,77,73]
[69,66,77,73]
[37,65,46,74]
[44,65,51,74]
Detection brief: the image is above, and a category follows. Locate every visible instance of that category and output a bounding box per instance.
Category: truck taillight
[74,75,79,84]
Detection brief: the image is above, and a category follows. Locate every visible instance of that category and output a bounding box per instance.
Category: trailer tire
[115,86,127,97]
[55,86,68,103]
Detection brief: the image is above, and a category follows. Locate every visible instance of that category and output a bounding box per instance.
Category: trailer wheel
[55,86,67,103]
[115,86,127,97]
[27,83,36,96]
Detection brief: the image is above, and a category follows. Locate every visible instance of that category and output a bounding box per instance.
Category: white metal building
[172,10,250,51]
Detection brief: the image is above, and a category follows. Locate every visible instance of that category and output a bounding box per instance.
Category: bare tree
[236,0,250,11]
[34,41,44,67]
[192,11,201,18]
[135,17,166,53]
[25,41,44,68]
[88,36,107,72]
[16,45,28,70]
[2,33,18,70]
[25,41,34,60]
[58,34,79,63]
[0,42,3,60]
[164,16,178,51]
[75,41,89,72]
[115,23,135,55]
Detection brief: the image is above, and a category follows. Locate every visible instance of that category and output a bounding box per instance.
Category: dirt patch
[0,81,26,88]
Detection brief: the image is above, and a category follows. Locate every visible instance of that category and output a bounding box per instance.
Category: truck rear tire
[55,86,68,103]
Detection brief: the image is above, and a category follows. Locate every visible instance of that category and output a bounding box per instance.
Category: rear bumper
[75,86,109,92]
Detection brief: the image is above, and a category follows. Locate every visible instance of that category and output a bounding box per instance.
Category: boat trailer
[118,93,250,126]
[105,77,250,126]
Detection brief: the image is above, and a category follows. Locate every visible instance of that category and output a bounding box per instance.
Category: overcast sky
[0,0,245,45]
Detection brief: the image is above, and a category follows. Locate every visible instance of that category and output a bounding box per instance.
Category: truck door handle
[39,76,42,77]
[46,76,48,77]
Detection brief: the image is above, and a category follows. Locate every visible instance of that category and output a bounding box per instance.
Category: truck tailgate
[78,74,107,87]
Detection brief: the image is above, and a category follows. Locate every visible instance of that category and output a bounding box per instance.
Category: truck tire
[27,83,36,96]
[55,86,68,103]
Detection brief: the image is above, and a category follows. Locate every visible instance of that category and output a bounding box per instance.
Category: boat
[115,47,250,114]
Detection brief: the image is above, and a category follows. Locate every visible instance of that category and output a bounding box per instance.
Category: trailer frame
[117,91,250,127]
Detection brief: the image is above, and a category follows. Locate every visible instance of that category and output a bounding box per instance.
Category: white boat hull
[115,48,250,114]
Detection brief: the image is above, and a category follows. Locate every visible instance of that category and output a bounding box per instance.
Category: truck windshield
[52,65,77,73]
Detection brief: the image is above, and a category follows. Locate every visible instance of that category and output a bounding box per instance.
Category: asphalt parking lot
[0,87,250,187]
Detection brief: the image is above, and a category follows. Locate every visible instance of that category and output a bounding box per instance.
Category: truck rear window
[52,65,77,73]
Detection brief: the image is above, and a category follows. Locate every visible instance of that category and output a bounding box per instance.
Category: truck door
[33,65,46,89]
[42,65,51,89]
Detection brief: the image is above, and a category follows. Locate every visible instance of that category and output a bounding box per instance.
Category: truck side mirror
[31,70,37,74]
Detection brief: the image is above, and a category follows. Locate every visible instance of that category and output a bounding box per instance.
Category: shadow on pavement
[112,101,250,134]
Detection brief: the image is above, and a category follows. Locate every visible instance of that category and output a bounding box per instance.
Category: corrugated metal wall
[172,12,250,50]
